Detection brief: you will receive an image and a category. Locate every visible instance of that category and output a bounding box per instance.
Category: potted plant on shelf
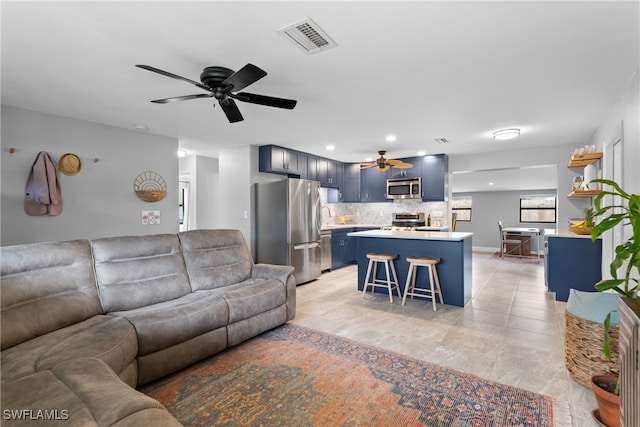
[589,178,640,427]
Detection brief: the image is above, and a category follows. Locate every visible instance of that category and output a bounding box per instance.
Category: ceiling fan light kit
[136,63,297,123]
[493,128,521,140]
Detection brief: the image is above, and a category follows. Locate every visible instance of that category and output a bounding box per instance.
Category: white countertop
[548,229,600,239]
[321,224,380,231]
[347,229,472,241]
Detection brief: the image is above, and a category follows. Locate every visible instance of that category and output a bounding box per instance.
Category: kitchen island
[347,229,473,307]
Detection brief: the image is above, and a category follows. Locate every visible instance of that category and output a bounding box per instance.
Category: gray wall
[454,190,555,253]
[1,106,179,245]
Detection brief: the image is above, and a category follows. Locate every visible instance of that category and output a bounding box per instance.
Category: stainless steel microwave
[386,177,421,200]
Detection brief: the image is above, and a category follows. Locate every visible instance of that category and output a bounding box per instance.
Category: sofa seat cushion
[110,292,229,356]
[200,278,286,323]
[1,315,137,386]
[1,358,180,426]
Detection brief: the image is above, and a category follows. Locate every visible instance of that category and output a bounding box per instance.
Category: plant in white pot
[589,178,639,427]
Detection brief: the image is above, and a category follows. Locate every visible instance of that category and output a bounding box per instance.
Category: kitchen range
[381,212,426,231]
[381,212,449,231]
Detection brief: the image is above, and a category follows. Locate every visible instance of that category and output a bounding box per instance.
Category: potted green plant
[589,178,640,427]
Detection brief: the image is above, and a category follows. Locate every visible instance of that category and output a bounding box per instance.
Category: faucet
[322,206,332,225]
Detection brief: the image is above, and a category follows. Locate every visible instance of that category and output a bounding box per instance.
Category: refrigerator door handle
[293,242,320,250]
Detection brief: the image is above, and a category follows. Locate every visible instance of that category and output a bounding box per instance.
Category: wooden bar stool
[362,253,401,302]
[402,256,444,311]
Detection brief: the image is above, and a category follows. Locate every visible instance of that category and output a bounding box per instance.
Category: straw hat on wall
[58,153,81,176]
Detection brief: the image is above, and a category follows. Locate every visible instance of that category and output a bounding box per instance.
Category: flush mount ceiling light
[493,128,521,140]
[385,135,397,142]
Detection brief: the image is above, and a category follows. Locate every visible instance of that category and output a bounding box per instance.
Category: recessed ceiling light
[493,128,521,140]
[326,145,335,151]
[365,157,373,162]
[133,124,148,131]
[417,151,426,156]
[177,149,187,157]
[489,182,494,186]
[385,135,396,142]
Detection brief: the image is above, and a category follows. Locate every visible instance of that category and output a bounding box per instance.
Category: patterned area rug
[141,324,554,426]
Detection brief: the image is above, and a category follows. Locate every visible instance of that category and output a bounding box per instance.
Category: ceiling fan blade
[222,63,267,92]
[151,94,213,104]
[360,163,376,169]
[219,98,244,123]
[387,160,414,169]
[231,92,297,109]
[136,64,210,91]
[395,163,414,169]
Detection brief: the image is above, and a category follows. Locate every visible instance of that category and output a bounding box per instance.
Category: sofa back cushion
[179,229,253,291]
[92,234,191,312]
[0,240,101,350]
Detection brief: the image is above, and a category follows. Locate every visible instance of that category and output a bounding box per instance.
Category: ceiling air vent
[434,138,449,144]
[278,18,337,55]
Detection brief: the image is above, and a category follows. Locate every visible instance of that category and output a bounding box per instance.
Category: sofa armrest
[251,264,296,320]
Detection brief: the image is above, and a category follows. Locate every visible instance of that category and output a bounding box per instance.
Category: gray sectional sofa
[1,229,296,426]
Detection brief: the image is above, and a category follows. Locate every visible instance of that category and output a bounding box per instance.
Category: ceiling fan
[360,151,414,172]
[136,63,297,123]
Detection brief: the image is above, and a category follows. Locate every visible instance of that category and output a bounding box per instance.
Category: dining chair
[498,220,523,257]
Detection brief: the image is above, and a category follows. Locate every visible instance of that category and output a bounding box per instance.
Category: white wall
[179,154,219,230]
[218,145,252,241]
[1,106,179,245]
[589,69,639,278]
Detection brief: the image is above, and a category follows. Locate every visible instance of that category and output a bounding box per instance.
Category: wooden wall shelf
[567,189,602,198]
[568,152,603,168]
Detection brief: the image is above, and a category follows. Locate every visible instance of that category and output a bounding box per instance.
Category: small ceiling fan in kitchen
[136,63,297,123]
[360,151,413,172]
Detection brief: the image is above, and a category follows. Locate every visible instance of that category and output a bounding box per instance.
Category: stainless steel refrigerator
[255,178,321,285]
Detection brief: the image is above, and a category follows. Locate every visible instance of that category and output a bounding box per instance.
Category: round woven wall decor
[133,171,167,202]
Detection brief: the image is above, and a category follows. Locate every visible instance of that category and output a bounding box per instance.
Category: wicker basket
[565,310,619,387]
[135,190,166,203]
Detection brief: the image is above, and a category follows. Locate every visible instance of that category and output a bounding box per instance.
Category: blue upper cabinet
[420,154,448,201]
[258,145,447,203]
[341,163,361,202]
[360,166,391,203]
[258,145,300,176]
[317,157,340,188]
[389,156,422,179]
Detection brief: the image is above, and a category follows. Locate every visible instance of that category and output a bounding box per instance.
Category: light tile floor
[290,252,598,427]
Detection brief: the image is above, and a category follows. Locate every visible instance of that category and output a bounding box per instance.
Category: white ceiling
[2,1,638,192]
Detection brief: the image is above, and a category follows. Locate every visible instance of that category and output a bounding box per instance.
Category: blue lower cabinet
[331,228,355,269]
[547,236,602,301]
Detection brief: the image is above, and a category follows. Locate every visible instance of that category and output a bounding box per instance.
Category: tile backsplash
[320,188,449,227]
